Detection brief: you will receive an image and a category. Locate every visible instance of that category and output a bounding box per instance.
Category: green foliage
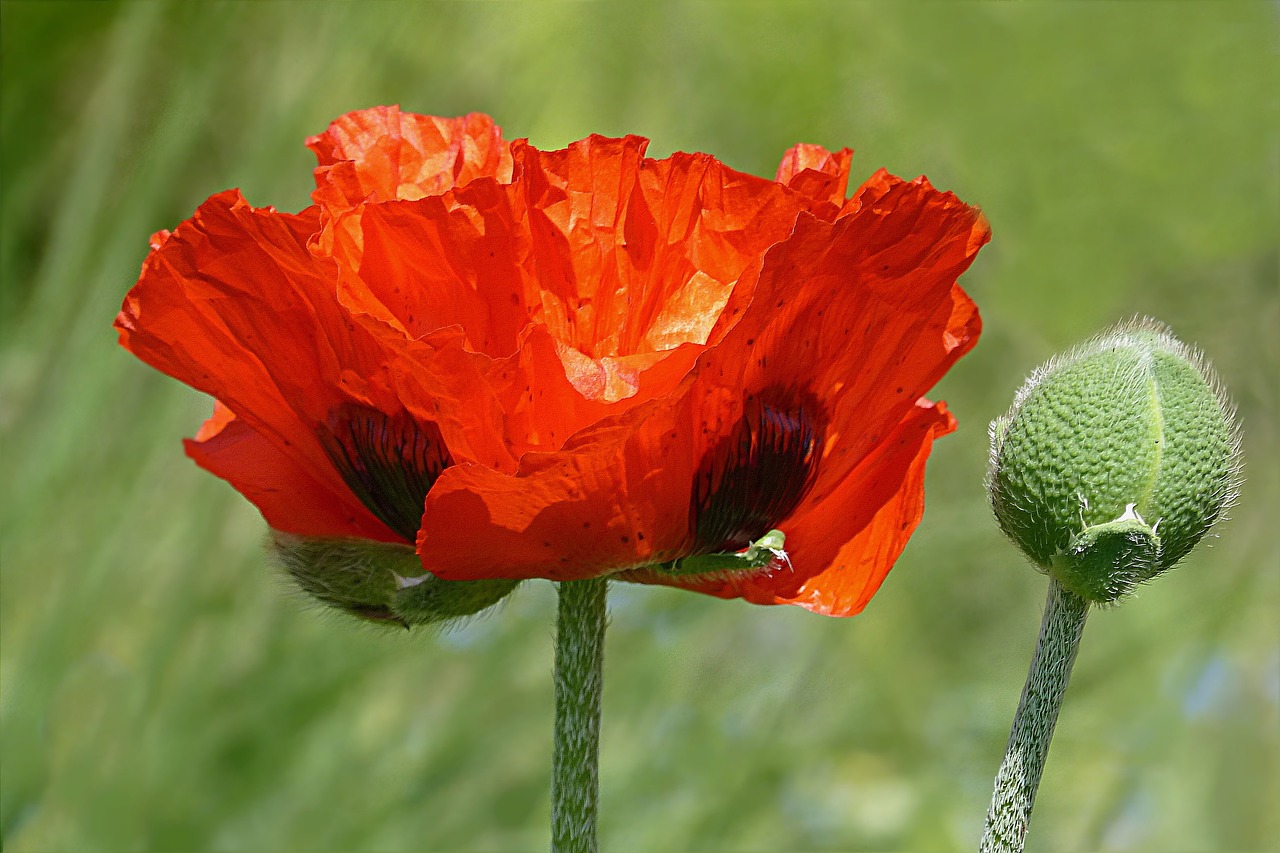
[2,2,1276,851]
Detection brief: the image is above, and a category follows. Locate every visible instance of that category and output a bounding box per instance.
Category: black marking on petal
[689,389,824,554]
[318,404,453,542]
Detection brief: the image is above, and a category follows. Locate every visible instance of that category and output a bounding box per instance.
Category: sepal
[268,531,520,628]
[652,529,791,579]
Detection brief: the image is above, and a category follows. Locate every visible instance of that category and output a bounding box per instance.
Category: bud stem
[980,578,1090,852]
[551,576,608,853]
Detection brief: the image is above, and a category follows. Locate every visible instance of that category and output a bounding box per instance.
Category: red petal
[418,391,700,581]
[692,177,986,508]
[186,403,398,541]
[775,143,853,215]
[417,172,987,597]
[378,327,519,474]
[512,136,813,359]
[346,134,828,451]
[482,324,704,458]
[625,400,955,616]
[307,107,514,261]
[119,192,346,443]
[116,190,398,539]
[347,180,531,355]
[308,106,512,213]
[775,401,955,615]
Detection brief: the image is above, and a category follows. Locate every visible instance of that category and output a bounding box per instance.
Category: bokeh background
[2,2,1276,851]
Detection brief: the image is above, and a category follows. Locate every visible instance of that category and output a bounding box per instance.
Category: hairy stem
[551,577,607,853]
[980,578,1090,852]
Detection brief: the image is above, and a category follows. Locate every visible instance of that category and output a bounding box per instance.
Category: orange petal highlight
[775,143,854,215]
[308,106,513,213]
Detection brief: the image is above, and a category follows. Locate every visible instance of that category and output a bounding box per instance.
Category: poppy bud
[269,532,519,628]
[987,318,1241,603]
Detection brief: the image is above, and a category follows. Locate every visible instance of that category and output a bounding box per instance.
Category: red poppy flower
[117,105,987,621]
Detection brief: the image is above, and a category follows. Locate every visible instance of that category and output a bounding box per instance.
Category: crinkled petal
[347,135,815,358]
[513,135,816,359]
[308,106,513,213]
[117,191,372,502]
[344,134,834,450]
[378,326,519,474]
[418,389,700,581]
[775,143,853,216]
[186,402,395,540]
[623,400,955,616]
[692,178,986,509]
[307,107,513,260]
[116,190,451,541]
[418,175,987,588]
[482,324,705,458]
[342,179,531,354]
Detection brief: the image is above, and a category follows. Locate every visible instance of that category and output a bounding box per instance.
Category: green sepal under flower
[988,317,1241,603]
[652,529,790,578]
[268,531,519,628]
[1050,503,1161,602]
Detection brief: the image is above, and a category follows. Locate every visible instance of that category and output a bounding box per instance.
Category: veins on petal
[689,389,825,554]
[318,404,454,542]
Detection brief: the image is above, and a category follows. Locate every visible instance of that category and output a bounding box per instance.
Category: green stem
[551,576,607,853]
[980,578,1090,852]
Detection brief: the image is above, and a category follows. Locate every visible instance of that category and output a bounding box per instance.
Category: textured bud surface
[988,318,1241,602]
[268,532,519,628]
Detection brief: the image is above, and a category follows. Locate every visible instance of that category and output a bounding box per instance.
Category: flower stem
[551,576,607,853]
[980,578,1090,852]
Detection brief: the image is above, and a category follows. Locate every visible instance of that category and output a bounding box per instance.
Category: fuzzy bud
[268,532,519,628]
[987,318,1241,603]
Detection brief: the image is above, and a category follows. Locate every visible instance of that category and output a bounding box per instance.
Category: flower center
[318,404,454,542]
[689,391,824,554]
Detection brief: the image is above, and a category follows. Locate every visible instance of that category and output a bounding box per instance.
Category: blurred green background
[2,2,1276,851]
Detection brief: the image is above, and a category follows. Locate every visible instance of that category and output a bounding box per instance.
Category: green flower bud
[268,532,520,628]
[987,318,1241,603]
